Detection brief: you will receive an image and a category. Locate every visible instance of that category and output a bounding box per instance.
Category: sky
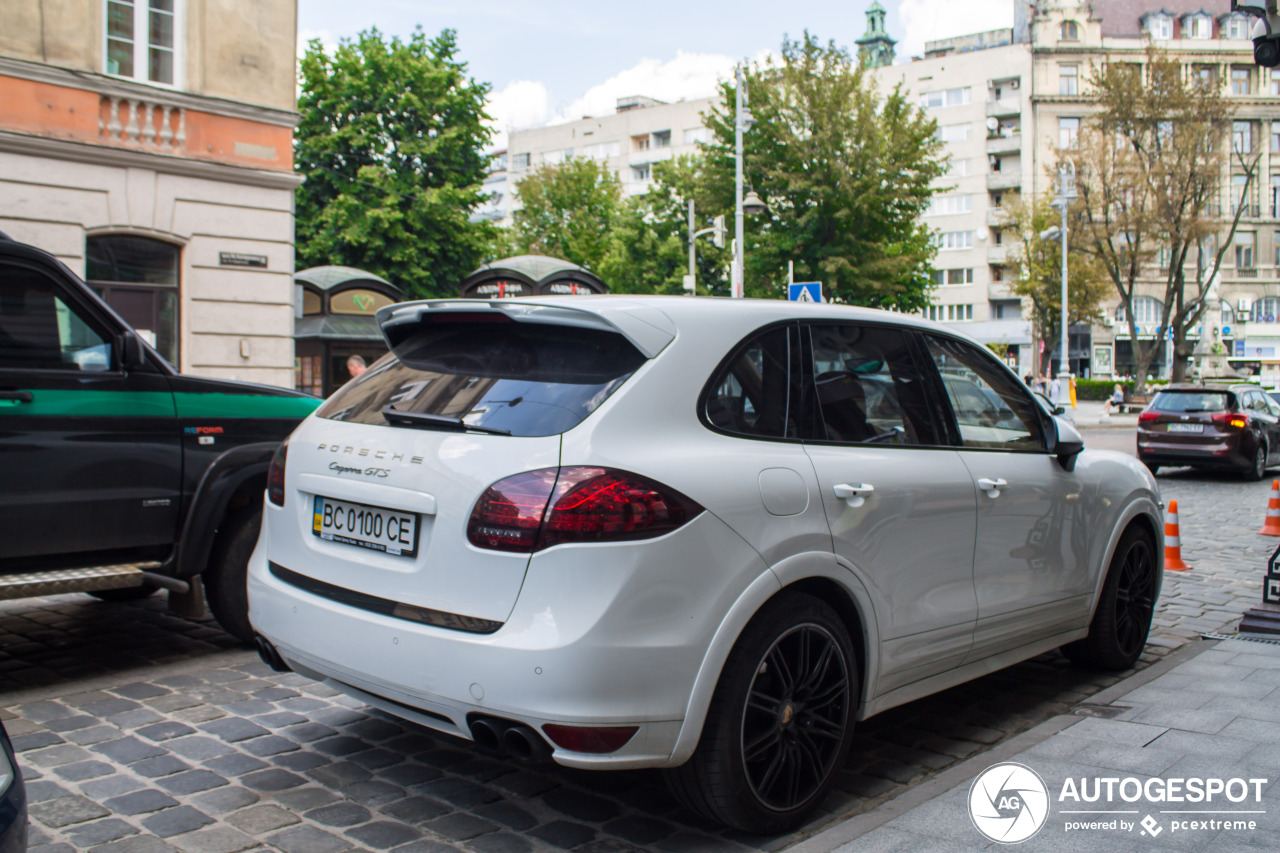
[298,0,1013,149]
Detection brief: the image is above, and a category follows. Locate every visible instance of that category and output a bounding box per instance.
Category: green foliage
[598,155,731,295]
[295,28,494,298]
[1002,194,1109,355]
[698,32,947,308]
[510,158,623,272]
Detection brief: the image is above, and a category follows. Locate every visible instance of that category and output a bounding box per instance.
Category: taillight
[1212,412,1250,429]
[1138,411,1160,423]
[267,438,289,507]
[467,466,703,553]
[542,724,638,754]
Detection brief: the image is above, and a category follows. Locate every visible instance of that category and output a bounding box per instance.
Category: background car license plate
[1167,423,1203,433]
[313,496,419,557]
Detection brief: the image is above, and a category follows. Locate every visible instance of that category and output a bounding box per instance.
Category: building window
[934,231,974,251]
[932,268,974,286]
[632,135,651,152]
[951,158,971,177]
[86,235,180,366]
[582,141,620,160]
[630,164,651,182]
[1060,20,1080,41]
[1146,14,1172,40]
[926,195,973,217]
[1186,14,1212,39]
[1272,174,1280,216]
[1058,117,1080,149]
[683,127,711,145]
[1059,65,1078,96]
[1271,70,1280,95]
[1253,296,1280,322]
[921,87,971,109]
[1194,65,1218,90]
[1232,66,1253,95]
[1234,120,1255,153]
[106,0,179,86]
[1225,14,1250,40]
[945,304,975,322]
[1237,231,1257,269]
[938,123,971,142]
[652,130,671,149]
[511,152,531,171]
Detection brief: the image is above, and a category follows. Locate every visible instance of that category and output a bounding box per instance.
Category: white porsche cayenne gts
[248,296,1162,833]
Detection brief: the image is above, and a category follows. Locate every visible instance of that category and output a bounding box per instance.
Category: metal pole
[733,63,745,299]
[688,199,696,295]
[1057,166,1071,407]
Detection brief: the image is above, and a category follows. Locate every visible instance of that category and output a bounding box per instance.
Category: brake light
[1138,411,1160,423]
[1212,412,1250,429]
[467,467,703,553]
[542,724,638,754]
[267,438,289,507]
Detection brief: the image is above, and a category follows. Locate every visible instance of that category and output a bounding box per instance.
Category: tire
[88,585,159,602]
[1062,526,1157,671]
[665,591,858,834]
[1245,442,1268,481]
[203,506,260,642]
[1142,460,1159,476]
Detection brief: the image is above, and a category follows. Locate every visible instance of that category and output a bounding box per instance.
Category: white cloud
[297,28,338,61]
[486,80,552,150]
[548,50,737,125]
[896,0,1012,60]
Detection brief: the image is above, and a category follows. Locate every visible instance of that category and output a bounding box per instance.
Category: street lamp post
[733,63,746,299]
[1052,162,1077,408]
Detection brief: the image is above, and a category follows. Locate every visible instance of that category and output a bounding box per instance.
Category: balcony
[987,208,1011,227]
[988,281,1017,300]
[985,98,1021,118]
[987,171,1021,191]
[986,133,1022,155]
[987,245,1008,264]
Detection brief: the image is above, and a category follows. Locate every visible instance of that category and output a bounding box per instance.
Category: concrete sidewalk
[1058,398,1138,430]
[793,636,1280,852]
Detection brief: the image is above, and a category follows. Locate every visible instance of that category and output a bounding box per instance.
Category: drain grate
[1073,703,1131,719]
[1202,631,1280,645]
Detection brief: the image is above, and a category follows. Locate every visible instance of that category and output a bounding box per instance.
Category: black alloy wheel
[1247,442,1268,481]
[1063,526,1157,670]
[741,624,850,811]
[665,591,857,833]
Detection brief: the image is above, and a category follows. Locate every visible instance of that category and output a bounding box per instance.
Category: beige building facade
[0,0,301,387]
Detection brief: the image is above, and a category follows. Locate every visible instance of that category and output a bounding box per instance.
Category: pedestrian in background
[1102,383,1124,415]
[347,354,367,378]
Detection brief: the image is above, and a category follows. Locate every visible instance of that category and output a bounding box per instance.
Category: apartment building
[0,0,301,387]
[504,94,716,217]
[874,30,1036,377]
[1029,0,1278,381]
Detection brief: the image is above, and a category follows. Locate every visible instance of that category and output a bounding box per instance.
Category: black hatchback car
[1136,384,1280,478]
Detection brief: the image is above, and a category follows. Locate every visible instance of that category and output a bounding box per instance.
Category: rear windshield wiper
[382,406,512,435]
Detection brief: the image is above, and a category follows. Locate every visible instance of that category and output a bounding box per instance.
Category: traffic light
[712,215,726,249]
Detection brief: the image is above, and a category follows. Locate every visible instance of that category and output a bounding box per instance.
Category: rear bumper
[248,511,767,769]
[1136,433,1251,469]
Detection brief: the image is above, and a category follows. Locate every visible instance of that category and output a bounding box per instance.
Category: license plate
[1167,423,1203,434]
[312,496,419,557]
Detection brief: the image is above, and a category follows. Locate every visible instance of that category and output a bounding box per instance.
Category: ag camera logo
[969,762,1050,844]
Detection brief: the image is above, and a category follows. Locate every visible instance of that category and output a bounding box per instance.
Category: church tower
[857,2,897,68]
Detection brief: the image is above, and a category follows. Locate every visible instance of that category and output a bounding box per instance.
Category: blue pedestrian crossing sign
[789,282,823,303]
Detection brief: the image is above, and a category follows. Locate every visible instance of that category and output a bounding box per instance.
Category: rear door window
[802,324,937,446]
[1151,392,1230,413]
[316,321,646,437]
[701,324,798,439]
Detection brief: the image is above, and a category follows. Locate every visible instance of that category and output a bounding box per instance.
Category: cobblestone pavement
[1,448,1274,853]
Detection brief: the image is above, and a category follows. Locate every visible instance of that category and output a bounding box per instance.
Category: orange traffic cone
[1260,480,1280,536]
[1164,500,1192,572]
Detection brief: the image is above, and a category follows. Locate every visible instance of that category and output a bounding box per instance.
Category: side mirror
[121,331,147,371]
[1053,415,1085,472]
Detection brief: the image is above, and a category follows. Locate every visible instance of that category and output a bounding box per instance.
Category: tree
[598,155,731,296]
[295,28,494,298]
[1069,46,1255,389]
[1003,195,1109,373]
[510,158,622,272]
[698,33,946,308]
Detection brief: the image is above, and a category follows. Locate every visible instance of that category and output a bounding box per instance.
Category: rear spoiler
[376,299,677,358]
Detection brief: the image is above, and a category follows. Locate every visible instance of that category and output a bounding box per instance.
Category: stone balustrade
[99,95,186,150]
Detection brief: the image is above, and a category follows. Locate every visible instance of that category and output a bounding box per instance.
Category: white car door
[798,323,978,695]
[920,334,1096,661]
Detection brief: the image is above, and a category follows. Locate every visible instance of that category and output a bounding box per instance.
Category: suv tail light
[1138,411,1160,423]
[467,467,703,553]
[267,438,289,507]
[1212,412,1250,429]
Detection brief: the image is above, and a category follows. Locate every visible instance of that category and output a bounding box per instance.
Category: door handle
[977,477,1008,498]
[0,390,33,405]
[833,482,874,508]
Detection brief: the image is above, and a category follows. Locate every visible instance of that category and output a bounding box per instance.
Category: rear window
[1151,391,1231,413]
[315,322,646,437]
